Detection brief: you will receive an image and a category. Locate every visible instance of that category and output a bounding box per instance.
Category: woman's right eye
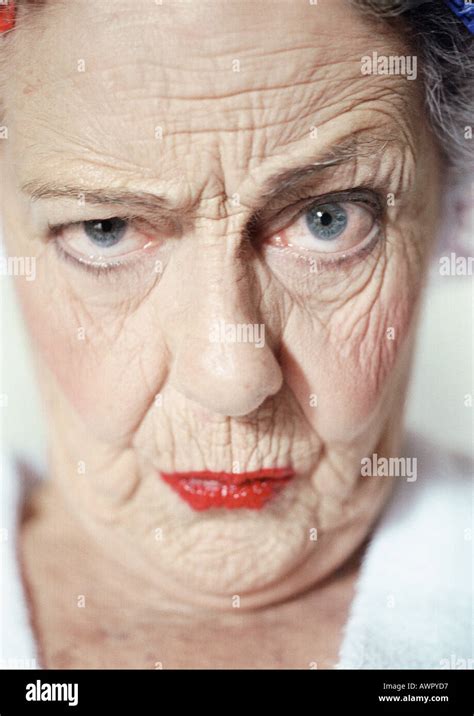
[83,218,128,247]
[52,217,156,266]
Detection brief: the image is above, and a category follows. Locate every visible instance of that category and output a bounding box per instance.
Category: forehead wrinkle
[9,74,417,189]
[7,0,415,107]
[20,131,401,232]
[5,0,420,178]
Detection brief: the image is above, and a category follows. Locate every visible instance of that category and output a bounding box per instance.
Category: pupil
[319,211,333,226]
[305,202,347,241]
[101,219,114,233]
[84,217,127,247]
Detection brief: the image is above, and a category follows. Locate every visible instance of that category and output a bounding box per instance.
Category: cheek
[281,259,421,442]
[15,277,167,442]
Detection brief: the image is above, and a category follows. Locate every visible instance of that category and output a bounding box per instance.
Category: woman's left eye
[52,218,153,265]
[266,200,380,254]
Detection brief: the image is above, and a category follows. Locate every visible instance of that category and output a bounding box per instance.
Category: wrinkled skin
[0,0,440,666]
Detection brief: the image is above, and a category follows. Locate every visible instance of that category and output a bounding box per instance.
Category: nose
[167,240,283,417]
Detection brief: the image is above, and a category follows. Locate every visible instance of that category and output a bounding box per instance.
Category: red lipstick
[160,468,294,510]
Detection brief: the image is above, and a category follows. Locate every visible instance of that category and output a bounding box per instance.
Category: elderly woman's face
[1,0,440,605]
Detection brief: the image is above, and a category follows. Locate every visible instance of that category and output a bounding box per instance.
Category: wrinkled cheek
[15,279,165,443]
[282,271,419,443]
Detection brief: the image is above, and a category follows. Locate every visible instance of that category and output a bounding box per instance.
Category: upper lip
[160,468,295,486]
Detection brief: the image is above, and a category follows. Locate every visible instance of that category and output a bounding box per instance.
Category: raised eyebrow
[246,134,396,222]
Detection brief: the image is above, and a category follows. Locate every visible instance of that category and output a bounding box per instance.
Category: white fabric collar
[336,433,473,668]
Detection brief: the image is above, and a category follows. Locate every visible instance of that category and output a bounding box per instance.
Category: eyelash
[50,186,386,276]
[272,187,384,230]
[267,227,383,273]
[258,186,385,266]
[53,241,135,279]
[49,216,152,279]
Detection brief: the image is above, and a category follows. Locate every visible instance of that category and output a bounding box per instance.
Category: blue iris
[84,218,127,247]
[305,202,347,240]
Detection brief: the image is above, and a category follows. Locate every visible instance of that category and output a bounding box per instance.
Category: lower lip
[160,468,294,510]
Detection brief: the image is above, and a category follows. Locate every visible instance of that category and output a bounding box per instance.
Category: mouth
[159,468,295,510]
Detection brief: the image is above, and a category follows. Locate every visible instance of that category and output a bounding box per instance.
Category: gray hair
[352,0,474,182]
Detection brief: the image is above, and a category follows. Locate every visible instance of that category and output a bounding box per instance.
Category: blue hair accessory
[444,0,474,33]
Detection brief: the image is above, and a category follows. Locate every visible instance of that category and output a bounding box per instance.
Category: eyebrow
[21,182,180,222]
[255,136,391,208]
[20,135,394,219]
